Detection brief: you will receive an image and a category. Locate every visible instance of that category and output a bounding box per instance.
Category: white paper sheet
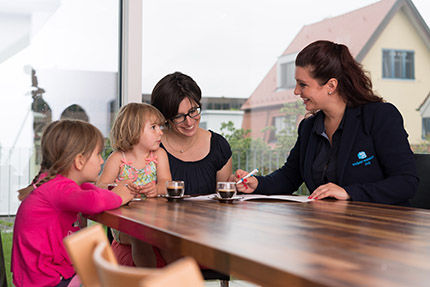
[185,194,313,202]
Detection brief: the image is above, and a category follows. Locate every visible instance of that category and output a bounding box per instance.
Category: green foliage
[220,101,306,176]
[1,231,13,287]
[220,121,268,151]
[411,135,430,154]
[102,137,113,160]
[221,121,270,172]
[275,101,306,151]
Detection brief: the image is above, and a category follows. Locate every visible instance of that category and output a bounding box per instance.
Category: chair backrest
[410,153,430,209]
[93,241,204,287]
[93,241,155,287]
[63,224,113,287]
[140,257,204,287]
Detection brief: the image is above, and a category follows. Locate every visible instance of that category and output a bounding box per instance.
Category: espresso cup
[166,181,185,197]
[216,182,237,199]
[107,183,117,190]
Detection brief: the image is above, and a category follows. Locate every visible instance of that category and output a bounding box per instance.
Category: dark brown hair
[295,40,383,106]
[18,119,104,200]
[151,72,202,122]
[110,102,165,152]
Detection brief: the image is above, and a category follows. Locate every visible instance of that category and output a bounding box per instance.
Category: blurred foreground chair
[63,224,108,287]
[410,153,430,209]
[93,241,204,287]
[106,226,229,286]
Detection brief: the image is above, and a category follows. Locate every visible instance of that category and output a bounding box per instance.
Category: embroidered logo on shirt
[352,151,374,167]
[357,151,367,159]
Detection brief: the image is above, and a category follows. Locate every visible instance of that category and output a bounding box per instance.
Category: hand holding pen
[235,168,259,193]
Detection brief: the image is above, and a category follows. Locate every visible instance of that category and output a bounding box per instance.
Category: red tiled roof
[242,0,398,110]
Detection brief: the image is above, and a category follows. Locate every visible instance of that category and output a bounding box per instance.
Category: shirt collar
[313,109,346,136]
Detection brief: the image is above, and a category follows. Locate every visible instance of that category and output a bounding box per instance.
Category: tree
[220,121,269,172]
[274,101,306,151]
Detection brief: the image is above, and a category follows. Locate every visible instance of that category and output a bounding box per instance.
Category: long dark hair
[151,72,202,122]
[295,40,383,106]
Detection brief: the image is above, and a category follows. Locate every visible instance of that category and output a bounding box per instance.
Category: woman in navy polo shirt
[236,40,418,205]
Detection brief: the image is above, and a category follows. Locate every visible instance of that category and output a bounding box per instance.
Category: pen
[237,168,259,184]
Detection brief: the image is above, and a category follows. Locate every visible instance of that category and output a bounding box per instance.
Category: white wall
[200,110,243,135]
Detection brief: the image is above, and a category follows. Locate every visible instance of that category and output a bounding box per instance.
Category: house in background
[242,0,430,145]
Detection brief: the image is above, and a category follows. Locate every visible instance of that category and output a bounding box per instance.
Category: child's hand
[140,181,158,198]
[235,169,258,193]
[127,182,144,196]
[111,180,134,204]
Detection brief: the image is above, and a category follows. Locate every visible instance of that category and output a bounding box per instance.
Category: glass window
[269,116,295,143]
[382,49,415,80]
[0,0,119,215]
[423,118,430,139]
[279,62,296,89]
[142,0,430,173]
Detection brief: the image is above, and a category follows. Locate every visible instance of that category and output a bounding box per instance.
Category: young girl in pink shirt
[12,119,135,287]
[97,102,171,268]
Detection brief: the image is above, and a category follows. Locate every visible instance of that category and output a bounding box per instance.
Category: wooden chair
[106,226,229,286]
[63,224,109,287]
[93,241,204,287]
[410,153,430,209]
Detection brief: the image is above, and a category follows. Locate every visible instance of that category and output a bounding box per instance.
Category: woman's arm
[154,148,172,195]
[216,156,233,182]
[97,151,122,189]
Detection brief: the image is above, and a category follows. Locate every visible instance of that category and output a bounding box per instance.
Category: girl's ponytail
[17,169,44,201]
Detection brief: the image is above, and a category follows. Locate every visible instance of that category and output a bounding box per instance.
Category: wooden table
[87,197,430,287]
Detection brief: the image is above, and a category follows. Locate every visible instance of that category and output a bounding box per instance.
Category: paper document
[185,194,313,202]
[239,194,313,202]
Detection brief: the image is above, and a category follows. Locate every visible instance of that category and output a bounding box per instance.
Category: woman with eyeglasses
[151,71,233,195]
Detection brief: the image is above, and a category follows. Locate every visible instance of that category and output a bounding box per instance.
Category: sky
[142,0,430,98]
[1,0,430,149]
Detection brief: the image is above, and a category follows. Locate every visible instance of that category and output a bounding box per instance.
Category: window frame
[276,53,297,90]
[120,0,143,105]
[382,48,415,80]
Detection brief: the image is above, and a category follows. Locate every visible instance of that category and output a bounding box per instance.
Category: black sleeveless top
[161,131,232,195]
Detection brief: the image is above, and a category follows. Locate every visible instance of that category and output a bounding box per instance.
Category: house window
[280,62,295,89]
[382,49,414,80]
[423,118,430,139]
[268,115,295,143]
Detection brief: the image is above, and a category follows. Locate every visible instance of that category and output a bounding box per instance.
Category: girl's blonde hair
[110,103,165,152]
[18,119,104,200]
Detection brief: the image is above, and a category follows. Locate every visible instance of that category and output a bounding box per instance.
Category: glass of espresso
[216,182,237,199]
[107,183,117,190]
[166,181,185,197]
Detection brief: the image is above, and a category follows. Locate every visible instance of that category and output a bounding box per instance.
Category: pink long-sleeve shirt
[11,175,122,287]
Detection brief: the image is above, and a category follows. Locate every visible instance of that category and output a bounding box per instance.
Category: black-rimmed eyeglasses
[170,106,201,124]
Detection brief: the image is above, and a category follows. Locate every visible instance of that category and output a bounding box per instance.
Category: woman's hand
[309,182,351,200]
[235,169,258,193]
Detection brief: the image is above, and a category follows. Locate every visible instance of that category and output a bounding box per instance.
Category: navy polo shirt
[311,112,345,187]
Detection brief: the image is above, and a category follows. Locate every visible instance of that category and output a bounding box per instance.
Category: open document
[186,194,313,203]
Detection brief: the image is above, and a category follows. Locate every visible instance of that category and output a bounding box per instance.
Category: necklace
[166,134,198,154]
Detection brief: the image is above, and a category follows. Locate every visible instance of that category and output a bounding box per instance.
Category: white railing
[1,147,299,216]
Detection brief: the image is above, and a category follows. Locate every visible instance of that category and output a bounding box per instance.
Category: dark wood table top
[87,197,430,287]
